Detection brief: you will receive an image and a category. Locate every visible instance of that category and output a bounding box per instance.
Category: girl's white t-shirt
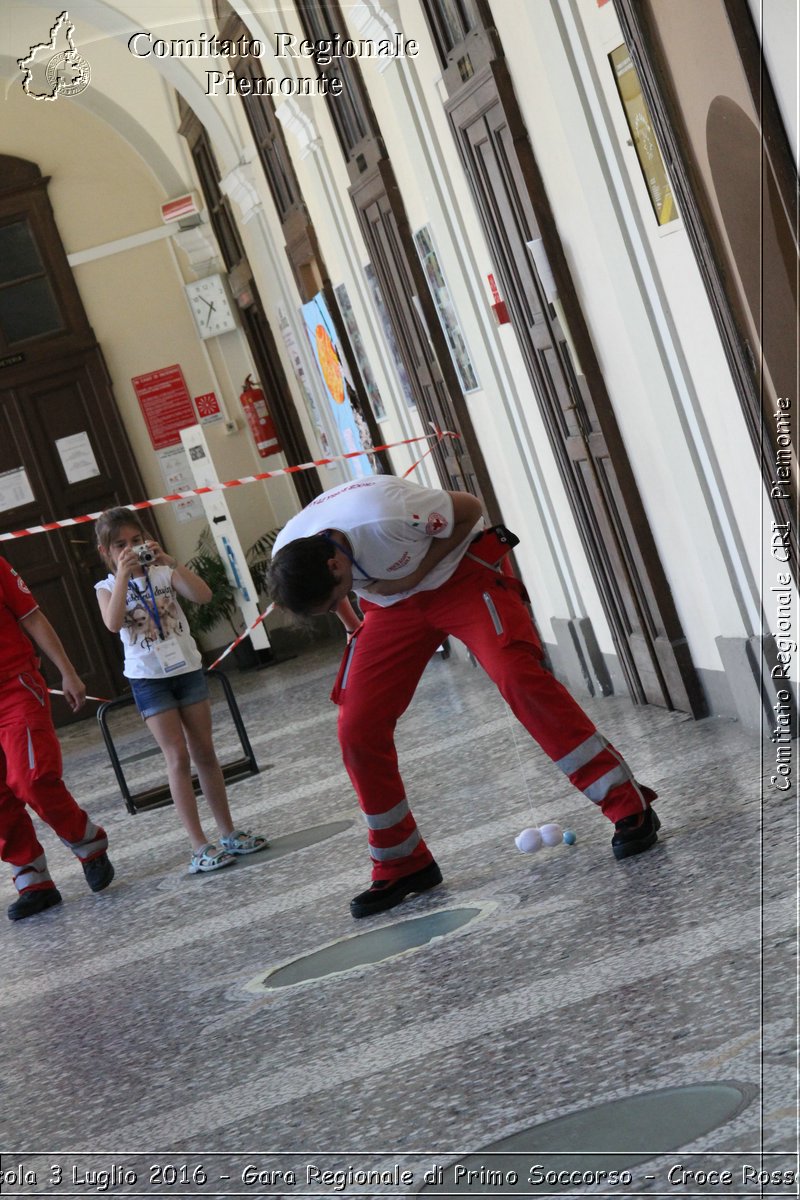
[272,476,482,607]
[95,565,202,678]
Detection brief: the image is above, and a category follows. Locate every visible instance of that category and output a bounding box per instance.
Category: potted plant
[181,526,282,668]
[246,528,281,602]
[181,547,241,645]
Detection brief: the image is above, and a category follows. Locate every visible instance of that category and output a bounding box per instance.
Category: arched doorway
[0,156,150,720]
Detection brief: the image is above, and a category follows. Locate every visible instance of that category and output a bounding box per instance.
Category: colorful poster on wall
[301,294,376,479]
[276,302,338,468]
[131,364,197,450]
[333,282,387,420]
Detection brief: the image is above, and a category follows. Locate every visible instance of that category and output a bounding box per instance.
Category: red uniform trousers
[332,553,653,882]
[0,671,107,894]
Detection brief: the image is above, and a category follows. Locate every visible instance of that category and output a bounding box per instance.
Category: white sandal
[189,843,236,874]
[220,829,269,855]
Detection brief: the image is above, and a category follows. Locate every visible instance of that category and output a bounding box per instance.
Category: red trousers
[332,553,652,881]
[0,671,107,894]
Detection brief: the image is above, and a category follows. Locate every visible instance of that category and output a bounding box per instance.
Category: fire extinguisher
[239,375,281,458]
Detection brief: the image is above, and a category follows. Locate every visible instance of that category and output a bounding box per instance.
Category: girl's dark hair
[95,507,148,555]
[267,535,337,615]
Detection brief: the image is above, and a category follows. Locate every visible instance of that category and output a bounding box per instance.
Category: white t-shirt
[95,565,202,678]
[272,476,482,607]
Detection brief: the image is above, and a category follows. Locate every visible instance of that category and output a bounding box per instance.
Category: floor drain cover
[418,1083,755,1193]
[251,906,484,990]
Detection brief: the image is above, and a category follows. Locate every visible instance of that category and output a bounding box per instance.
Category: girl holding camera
[95,508,267,874]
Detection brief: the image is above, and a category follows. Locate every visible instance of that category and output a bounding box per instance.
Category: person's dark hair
[267,535,338,616]
[95,507,148,558]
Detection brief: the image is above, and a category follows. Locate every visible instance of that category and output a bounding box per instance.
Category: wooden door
[615,0,798,572]
[0,349,150,720]
[353,163,495,512]
[447,60,704,713]
[0,157,150,723]
[285,1,500,517]
[178,105,322,509]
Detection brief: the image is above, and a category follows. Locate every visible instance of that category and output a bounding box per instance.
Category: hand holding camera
[116,536,177,580]
[119,540,161,577]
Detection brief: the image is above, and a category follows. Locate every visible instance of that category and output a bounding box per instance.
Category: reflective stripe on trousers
[12,852,55,894]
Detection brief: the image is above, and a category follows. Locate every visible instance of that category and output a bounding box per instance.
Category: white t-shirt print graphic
[95,566,202,677]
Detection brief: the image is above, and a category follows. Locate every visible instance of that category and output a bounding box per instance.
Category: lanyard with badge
[127,571,187,675]
[322,531,374,583]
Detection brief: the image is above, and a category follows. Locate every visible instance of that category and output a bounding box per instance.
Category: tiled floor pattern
[1,641,796,1197]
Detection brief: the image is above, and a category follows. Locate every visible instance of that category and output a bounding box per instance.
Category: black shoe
[350,861,443,919]
[82,851,115,892]
[612,806,661,860]
[8,887,63,922]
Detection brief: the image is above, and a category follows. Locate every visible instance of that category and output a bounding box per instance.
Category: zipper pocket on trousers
[340,635,359,692]
[482,590,504,637]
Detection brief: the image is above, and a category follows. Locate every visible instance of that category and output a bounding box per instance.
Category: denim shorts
[129,669,209,719]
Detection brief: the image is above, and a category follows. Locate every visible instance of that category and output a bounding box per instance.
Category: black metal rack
[96,668,259,815]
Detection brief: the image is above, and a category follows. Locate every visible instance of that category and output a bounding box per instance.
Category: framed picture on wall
[414,224,480,392]
[334,282,387,421]
[609,43,679,227]
[364,263,417,410]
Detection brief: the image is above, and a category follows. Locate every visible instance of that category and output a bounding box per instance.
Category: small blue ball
[562,829,577,845]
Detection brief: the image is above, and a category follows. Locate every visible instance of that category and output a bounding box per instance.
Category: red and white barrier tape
[50,608,270,693]
[402,438,446,478]
[43,425,459,682]
[49,609,270,691]
[208,603,275,671]
[0,429,459,543]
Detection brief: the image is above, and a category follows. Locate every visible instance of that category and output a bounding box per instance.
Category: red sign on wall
[487,274,510,326]
[131,365,197,450]
[195,392,222,423]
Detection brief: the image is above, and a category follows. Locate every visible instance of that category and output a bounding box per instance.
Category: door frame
[424,13,706,714]
[178,102,322,509]
[350,157,500,515]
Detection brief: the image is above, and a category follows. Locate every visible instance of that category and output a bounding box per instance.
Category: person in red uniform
[268,476,660,919]
[0,556,114,921]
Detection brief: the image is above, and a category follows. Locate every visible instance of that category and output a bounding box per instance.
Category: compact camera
[135,544,156,567]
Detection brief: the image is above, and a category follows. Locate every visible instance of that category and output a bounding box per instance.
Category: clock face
[185,275,237,339]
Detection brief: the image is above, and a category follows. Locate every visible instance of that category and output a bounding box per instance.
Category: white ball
[515,827,543,853]
[539,822,564,847]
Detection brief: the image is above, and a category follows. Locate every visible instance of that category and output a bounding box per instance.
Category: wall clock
[185,274,237,339]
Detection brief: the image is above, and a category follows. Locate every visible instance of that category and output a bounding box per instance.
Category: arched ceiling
[1,0,254,196]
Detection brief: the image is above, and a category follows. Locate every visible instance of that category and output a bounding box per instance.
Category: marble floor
[1,639,796,1198]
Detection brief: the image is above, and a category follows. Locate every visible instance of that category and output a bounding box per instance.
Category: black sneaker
[82,851,115,892]
[350,861,443,919]
[8,887,63,922]
[612,807,661,860]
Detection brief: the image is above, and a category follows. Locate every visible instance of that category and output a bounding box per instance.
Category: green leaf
[179,524,283,639]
